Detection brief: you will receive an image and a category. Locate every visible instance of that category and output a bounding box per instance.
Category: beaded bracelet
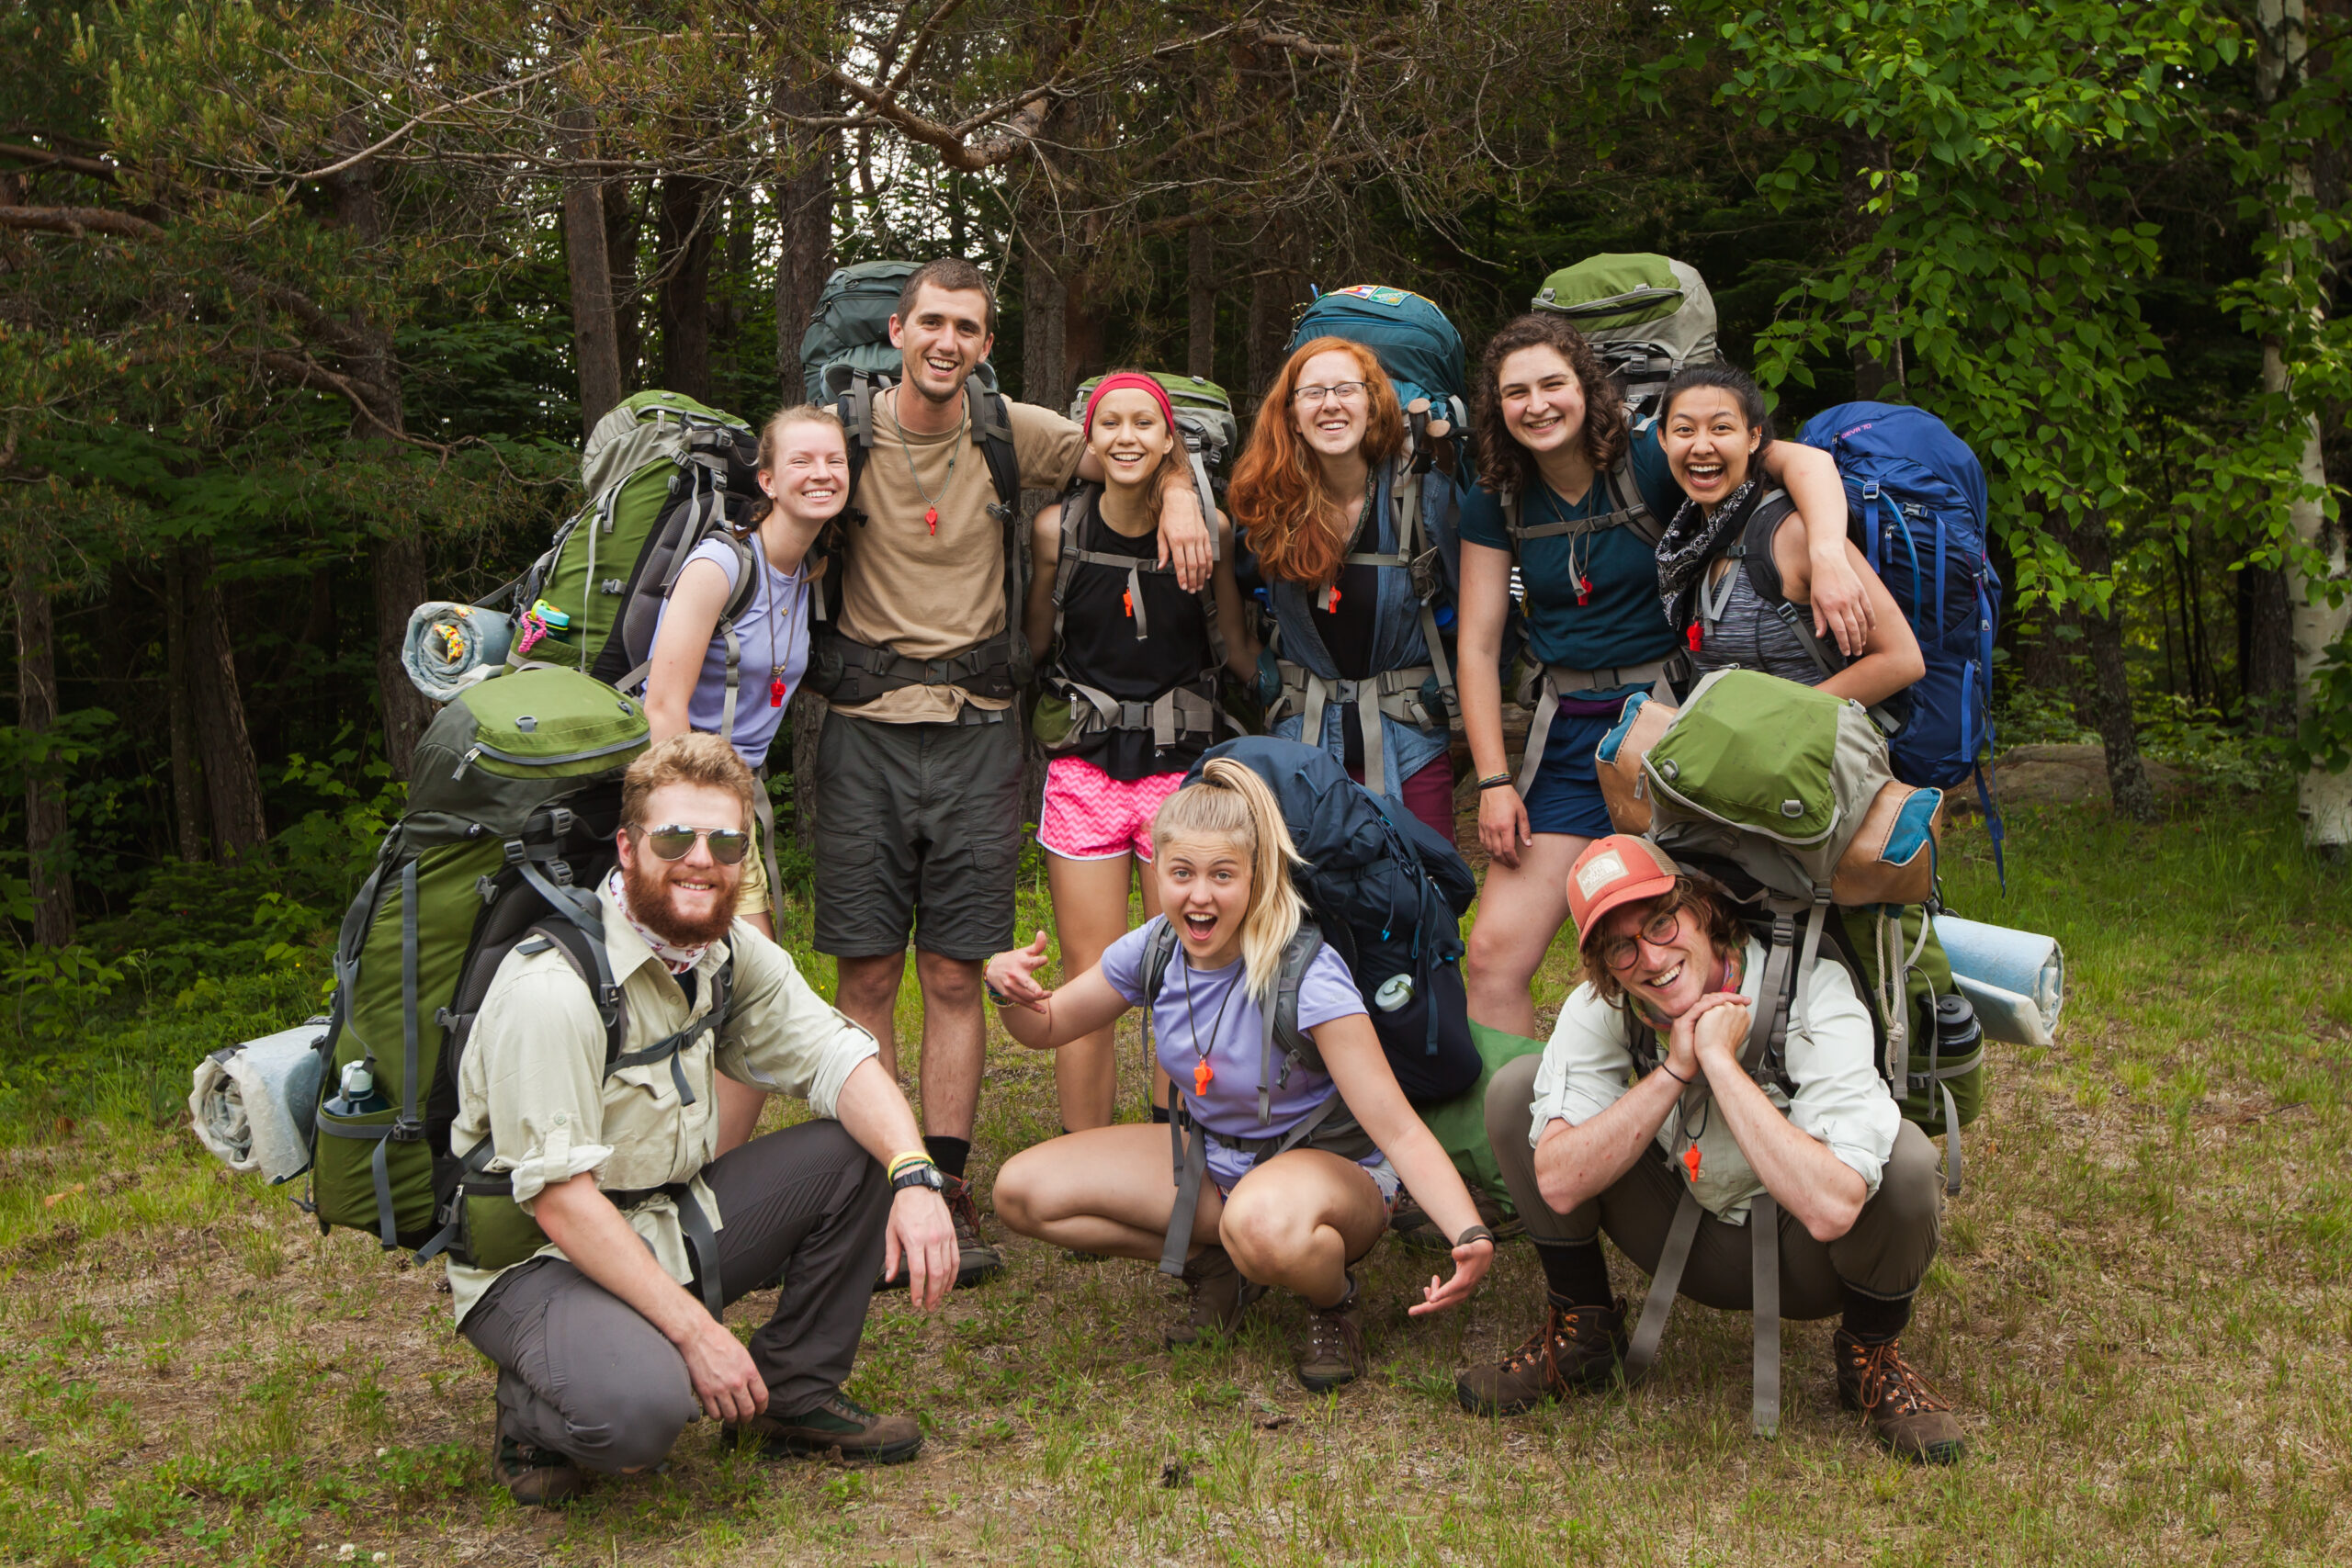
[1476,773,1515,792]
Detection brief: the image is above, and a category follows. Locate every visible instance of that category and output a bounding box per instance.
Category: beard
[621,850,740,948]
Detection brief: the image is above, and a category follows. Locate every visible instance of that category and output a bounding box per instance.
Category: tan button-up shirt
[445,878,878,1323]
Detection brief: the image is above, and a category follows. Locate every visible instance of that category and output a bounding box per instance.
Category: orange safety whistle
[1193,1058,1214,1097]
[1682,1144,1702,1181]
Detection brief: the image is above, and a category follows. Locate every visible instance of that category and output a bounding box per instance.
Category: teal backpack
[306,667,648,1255]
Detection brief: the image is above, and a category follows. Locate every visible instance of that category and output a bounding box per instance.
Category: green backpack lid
[1068,371,1239,465]
[1532,254,1721,378]
[407,666,650,829]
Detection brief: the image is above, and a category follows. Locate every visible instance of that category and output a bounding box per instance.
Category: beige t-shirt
[833,386,1085,723]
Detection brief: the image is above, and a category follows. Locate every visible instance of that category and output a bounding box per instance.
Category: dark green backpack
[798,260,1001,402]
[307,667,648,1253]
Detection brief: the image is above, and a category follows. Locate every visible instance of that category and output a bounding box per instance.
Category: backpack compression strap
[1051,482,1226,660]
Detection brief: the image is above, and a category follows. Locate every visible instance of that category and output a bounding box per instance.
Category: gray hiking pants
[458,1118,889,1472]
[1486,1053,1940,1314]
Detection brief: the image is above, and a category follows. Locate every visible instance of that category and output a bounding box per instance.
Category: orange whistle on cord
[1193,1059,1214,1097]
[1326,586,1341,614]
[1682,1144,1702,1181]
[1124,590,1135,619]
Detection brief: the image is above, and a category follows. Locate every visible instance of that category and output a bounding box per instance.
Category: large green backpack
[1531,254,1720,419]
[798,260,1001,402]
[307,667,648,1254]
[511,390,763,698]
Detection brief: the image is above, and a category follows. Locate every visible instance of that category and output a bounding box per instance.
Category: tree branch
[289,61,575,182]
[0,205,162,239]
[0,142,120,182]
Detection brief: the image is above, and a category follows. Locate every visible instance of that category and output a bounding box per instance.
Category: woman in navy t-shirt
[1454,315,1869,1037]
[986,760,1494,1393]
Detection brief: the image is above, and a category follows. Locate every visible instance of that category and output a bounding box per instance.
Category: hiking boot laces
[944,1176,985,1239]
[1848,1338,1952,1418]
[1498,1303,1578,1392]
[1302,1301,1363,1366]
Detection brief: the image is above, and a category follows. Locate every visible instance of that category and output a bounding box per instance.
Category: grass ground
[0,794,2347,1565]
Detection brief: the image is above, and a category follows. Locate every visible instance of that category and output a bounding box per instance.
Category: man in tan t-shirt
[807,258,1211,1288]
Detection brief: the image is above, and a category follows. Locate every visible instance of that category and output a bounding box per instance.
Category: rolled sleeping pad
[187,1018,331,1184]
[1931,912,2064,1047]
[402,602,514,704]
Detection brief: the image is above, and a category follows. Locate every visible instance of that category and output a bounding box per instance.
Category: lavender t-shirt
[1101,918,1373,1190]
[651,536,809,767]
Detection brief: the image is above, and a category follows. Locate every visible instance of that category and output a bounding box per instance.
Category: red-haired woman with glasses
[1227,338,1458,843]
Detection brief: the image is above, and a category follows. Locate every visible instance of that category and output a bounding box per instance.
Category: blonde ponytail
[1150,758,1308,1005]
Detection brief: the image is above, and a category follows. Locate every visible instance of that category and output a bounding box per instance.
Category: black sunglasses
[637,823,752,865]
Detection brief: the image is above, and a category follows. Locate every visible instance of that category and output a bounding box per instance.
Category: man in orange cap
[1453,835,1962,1464]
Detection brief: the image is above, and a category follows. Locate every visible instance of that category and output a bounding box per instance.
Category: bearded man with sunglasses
[448,734,958,1506]
[1453,835,1963,1464]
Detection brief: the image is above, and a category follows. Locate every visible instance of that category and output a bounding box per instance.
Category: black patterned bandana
[1655,476,1763,634]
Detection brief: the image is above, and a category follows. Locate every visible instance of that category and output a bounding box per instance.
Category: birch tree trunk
[2260,0,2351,850]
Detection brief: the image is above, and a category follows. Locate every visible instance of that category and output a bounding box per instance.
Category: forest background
[2,0,2350,998]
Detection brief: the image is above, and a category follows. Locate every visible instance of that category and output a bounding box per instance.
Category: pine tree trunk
[1023,247,1069,412]
[560,118,622,434]
[1188,220,1217,381]
[162,552,207,863]
[656,175,716,402]
[2238,561,2296,732]
[373,536,433,775]
[13,532,76,944]
[2064,516,2157,822]
[184,544,270,859]
[2260,0,2352,850]
[775,98,837,405]
[606,182,643,394]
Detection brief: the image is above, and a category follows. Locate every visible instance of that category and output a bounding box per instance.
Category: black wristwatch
[891,1162,946,1195]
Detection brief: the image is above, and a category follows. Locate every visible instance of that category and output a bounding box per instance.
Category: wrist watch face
[895,1165,944,1193]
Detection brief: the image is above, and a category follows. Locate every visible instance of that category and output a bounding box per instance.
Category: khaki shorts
[738,806,775,924]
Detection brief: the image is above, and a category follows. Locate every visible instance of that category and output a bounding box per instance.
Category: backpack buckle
[503,839,527,865]
[548,807,575,839]
[1860,479,1879,501]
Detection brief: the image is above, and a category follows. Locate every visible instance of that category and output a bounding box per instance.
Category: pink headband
[1082,373,1177,436]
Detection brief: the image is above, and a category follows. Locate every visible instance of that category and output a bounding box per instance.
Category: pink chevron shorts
[1036,756,1186,863]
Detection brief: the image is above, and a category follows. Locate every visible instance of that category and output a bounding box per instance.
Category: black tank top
[1055,488,1217,780]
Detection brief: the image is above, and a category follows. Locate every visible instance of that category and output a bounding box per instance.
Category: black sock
[1150,1104,1171,1124]
[924,1135,970,1183]
[1533,1240,1613,1309]
[1840,1287,1912,1345]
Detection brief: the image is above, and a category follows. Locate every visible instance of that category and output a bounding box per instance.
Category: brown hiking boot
[730,1391,923,1464]
[491,1419,591,1507]
[1834,1330,1966,1464]
[878,1173,1003,1292]
[1454,1295,1627,1416]
[1390,1188,1524,1254]
[1165,1246,1264,1348]
[1291,1275,1367,1393]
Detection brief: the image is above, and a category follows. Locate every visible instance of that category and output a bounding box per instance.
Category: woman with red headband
[1023,371,1259,1132]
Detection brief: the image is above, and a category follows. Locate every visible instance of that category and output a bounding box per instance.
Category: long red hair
[1228,337,1407,585]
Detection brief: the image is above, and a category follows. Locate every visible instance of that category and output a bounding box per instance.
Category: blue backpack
[1184,737,1481,1105]
[1795,402,2005,862]
[1288,285,1467,423]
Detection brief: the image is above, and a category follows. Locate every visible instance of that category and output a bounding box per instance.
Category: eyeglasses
[637,823,752,865]
[1599,905,1685,972]
[1292,380,1371,407]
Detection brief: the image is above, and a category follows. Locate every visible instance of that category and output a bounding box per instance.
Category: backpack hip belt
[1512,660,1675,795]
[1158,1084,1378,1278]
[814,627,1019,708]
[1042,676,1227,754]
[1272,661,1442,796]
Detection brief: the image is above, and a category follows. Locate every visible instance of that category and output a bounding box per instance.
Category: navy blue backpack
[1796,401,2005,863]
[1183,737,1481,1104]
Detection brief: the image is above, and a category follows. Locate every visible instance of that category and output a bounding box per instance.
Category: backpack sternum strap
[1500,459,1663,562]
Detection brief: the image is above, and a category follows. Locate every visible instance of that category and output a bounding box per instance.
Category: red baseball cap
[1566,835,1682,947]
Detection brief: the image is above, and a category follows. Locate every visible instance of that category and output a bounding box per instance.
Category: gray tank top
[1690,507,1826,687]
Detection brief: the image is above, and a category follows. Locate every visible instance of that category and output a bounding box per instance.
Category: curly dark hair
[1577,875,1750,1007]
[1471,313,1629,502]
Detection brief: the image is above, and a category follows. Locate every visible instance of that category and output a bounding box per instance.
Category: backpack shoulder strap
[1138,916,1180,1007]
[515,919,628,1074]
[1256,924,1328,1123]
[838,375,880,526]
[1730,490,1842,684]
[973,389,1022,513]
[1607,456,1666,548]
[1049,483,1097,660]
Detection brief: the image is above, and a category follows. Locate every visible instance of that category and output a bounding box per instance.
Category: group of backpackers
[316,252,2002,1503]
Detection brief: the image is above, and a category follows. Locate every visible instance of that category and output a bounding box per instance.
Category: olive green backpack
[306,667,648,1255]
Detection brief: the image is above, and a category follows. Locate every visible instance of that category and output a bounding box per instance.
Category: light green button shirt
[1526,937,1898,1224]
[444,877,877,1323]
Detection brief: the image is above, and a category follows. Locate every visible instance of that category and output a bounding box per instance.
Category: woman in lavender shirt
[642,404,840,1153]
[985,759,1494,1393]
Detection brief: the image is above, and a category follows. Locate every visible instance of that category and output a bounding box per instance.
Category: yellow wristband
[887,1150,933,1179]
